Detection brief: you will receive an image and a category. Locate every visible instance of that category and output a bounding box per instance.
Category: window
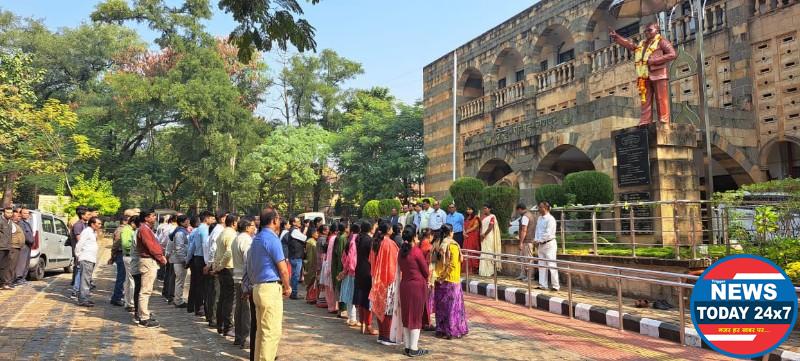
[540,60,548,72]
[616,22,640,38]
[498,78,507,89]
[558,49,575,64]
[515,69,525,82]
[42,216,54,234]
[55,218,68,236]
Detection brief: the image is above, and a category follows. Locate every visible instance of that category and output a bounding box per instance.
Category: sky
[0,0,534,108]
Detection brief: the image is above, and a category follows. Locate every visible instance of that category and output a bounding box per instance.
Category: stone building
[423,0,800,204]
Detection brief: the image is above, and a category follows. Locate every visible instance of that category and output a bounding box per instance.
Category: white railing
[588,42,635,73]
[669,2,727,43]
[754,0,797,15]
[493,81,525,108]
[535,60,576,91]
[458,96,485,119]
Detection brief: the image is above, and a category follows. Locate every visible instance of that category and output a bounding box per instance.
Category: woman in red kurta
[462,206,480,271]
[398,228,431,357]
[369,222,399,345]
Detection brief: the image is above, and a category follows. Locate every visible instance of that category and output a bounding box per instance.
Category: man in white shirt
[204,211,227,327]
[534,201,559,291]
[397,204,409,229]
[75,217,102,307]
[428,201,447,239]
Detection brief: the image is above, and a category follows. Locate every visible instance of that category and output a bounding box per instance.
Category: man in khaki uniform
[514,203,538,282]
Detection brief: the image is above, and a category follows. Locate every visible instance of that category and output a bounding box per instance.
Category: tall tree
[334,88,427,205]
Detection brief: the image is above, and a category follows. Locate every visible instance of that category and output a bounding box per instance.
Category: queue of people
[51,197,556,360]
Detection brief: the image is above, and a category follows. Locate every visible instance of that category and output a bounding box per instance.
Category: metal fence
[461,248,800,346]
[541,199,800,259]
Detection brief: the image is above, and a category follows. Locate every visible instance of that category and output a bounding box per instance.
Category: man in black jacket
[13,207,33,286]
[0,207,13,290]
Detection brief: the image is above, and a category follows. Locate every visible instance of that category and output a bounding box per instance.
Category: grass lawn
[560,243,740,259]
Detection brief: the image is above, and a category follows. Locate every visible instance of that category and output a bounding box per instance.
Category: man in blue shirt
[446,203,465,247]
[246,207,290,361]
[187,211,214,316]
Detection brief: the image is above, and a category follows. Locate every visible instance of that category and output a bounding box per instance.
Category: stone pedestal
[613,124,702,246]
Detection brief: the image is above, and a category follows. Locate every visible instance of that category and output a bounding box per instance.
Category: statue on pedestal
[610,22,677,127]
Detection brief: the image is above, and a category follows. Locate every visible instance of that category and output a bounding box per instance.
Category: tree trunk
[2,172,19,207]
[312,164,324,211]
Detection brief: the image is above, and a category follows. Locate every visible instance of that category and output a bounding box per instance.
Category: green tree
[449,177,485,214]
[481,185,519,233]
[563,171,613,206]
[64,169,122,216]
[535,184,568,207]
[334,88,427,204]
[362,200,381,219]
[0,51,100,206]
[243,125,330,214]
[378,199,402,218]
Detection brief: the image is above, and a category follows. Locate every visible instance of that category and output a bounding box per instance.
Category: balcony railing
[669,2,727,44]
[458,96,485,119]
[535,60,576,91]
[588,42,635,73]
[754,0,797,15]
[493,81,525,108]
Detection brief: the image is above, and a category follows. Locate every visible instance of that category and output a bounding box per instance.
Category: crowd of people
[0,206,35,290]
[50,196,559,360]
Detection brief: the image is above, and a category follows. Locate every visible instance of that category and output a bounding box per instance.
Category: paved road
[0,257,736,360]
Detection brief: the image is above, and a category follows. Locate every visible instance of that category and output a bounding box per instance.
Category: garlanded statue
[610,22,677,127]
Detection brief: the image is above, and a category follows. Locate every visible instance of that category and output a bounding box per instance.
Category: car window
[42,216,55,234]
[54,218,68,236]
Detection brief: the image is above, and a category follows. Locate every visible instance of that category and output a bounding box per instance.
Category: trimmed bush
[449,177,485,214]
[378,198,402,217]
[441,194,455,208]
[363,200,381,219]
[481,185,519,232]
[535,184,568,207]
[563,171,613,206]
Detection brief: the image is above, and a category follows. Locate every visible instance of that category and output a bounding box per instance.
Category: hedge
[481,185,519,232]
[535,184,568,207]
[363,200,381,219]
[378,199,402,217]
[448,177,485,214]
[563,171,613,206]
[441,194,455,209]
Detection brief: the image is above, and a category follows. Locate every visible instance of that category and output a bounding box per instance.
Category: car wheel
[29,257,45,281]
[63,259,73,274]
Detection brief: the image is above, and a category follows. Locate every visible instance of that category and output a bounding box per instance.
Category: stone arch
[477,158,514,186]
[759,136,800,180]
[707,133,758,189]
[531,144,597,187]
[583,0,642,51]
[490,48,524,88]
[458,67,484,102]
[530,23,576,72]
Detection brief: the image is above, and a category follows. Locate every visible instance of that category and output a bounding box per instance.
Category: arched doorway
[585,0,641,51]
[477,159,513,186]
[532,145,596,186]
[460,67,484,100]
[764,140,800,180]
[532,24,576,73]
[492,48,524,90]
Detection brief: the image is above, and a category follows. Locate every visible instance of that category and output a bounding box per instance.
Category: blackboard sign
[615,128,651,187]
[620,191,654,234]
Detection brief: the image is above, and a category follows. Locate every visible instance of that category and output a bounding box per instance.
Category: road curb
[460,278,799,361]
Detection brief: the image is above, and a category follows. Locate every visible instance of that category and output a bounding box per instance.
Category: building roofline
[424,0,545,70]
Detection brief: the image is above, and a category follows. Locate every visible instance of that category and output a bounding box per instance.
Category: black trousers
[0,249,11,286]
[204,273,219,324]
[161,263,175,301]
[453,232,464,248]
[216,268,234,332]
[6,248,19,286]
[188,256,205,314]
[234,281,251,345]
[249,296,256,361]
[133,273,142,318]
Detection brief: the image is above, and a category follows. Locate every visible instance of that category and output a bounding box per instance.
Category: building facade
[423,0,800,203]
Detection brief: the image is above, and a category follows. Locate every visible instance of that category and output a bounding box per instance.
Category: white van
[27,210,74,280]
[299,212,326,226]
